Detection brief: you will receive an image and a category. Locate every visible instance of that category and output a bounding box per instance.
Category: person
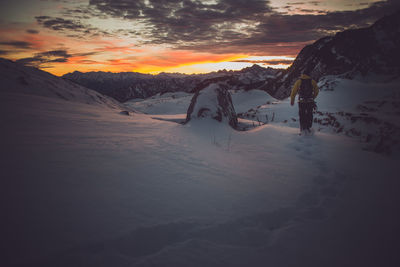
[290,69,319,134]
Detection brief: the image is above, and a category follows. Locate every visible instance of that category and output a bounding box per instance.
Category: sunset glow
[0,0,395,76]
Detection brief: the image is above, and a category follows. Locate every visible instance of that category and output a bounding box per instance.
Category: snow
[1,92,317,265]
[125,92,193,114]
[317,76,397,112]
[126,89,275,117]
[230,89,274,114]
[0,58,123,109]
[124,74,400,152]
[1,61,399,266]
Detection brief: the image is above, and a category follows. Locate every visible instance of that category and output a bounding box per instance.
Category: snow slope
[128,76,400,154]
[1,60,399,266]
[0,58,124,109]
[1,85,399,267]
[125,89,274,115]
[126,92,193,115]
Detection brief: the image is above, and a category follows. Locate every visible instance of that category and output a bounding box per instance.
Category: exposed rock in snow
[185,82,238,129]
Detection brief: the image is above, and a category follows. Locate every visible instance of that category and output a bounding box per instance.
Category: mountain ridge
[62,64,280,102]
[0,57,125,110]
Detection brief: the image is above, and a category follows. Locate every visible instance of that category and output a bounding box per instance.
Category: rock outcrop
[185,82,238,129]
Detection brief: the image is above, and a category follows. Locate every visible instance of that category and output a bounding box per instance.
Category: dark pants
[298,102,314,131]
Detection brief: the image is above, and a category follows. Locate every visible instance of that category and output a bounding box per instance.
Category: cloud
[84,0,400,55]
[76,50,243,73]
[29,0,400,62]
[0,41,32,49]
[26,29,39,34]
[286,1,321,6]
[16,49,72,67]
[39,50,71,58]
[71,59,100,64]
[0,50,11,55]
[94,45,144,54]
[232,59,294,65]
[35,15,110,37]
[15,49,105,69]
[88,0,273,46]
[35,16,86,31]
[74,51,100,57]
[176,41,311,58]
[287,2,306,5]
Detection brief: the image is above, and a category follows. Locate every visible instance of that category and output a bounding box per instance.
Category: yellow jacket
[290,74,319,105]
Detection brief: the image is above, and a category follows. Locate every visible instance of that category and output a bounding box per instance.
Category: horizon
[60,60,284,76]
[0,0,399,76]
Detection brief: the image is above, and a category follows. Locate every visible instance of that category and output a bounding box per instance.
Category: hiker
[290,69,319,133]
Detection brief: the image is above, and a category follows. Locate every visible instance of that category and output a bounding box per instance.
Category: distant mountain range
[62,64,279,102]
[262,10,400,99]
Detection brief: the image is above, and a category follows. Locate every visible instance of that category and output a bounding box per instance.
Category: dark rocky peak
[372,9,400,32]
[242,64,265,73]
[240,64,278,75]
[260,10,400,99]
[217,69,231,74]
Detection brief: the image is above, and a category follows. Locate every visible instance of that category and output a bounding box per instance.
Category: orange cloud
[128,50,245,73]
[0,24,285,76]
[42,46,247,75]
[95,45,144,54]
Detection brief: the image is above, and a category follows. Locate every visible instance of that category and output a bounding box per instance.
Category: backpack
[299,78,313,99]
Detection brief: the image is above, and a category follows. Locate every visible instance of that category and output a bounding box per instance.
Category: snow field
[1,91,317,265]
[126,92,193,115]
[3,86,399,267]
[2,68,400,266]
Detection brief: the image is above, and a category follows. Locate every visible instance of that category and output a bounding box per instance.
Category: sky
[0,0,399,76]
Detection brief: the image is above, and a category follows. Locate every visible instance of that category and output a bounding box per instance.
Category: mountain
[62,65,279,102]
[0,58,124,110]
[262,10,400,99]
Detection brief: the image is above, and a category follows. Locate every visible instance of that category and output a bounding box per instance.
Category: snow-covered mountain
[62,65,279,102]
[262,10,400,99]
[0,58,125,109]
